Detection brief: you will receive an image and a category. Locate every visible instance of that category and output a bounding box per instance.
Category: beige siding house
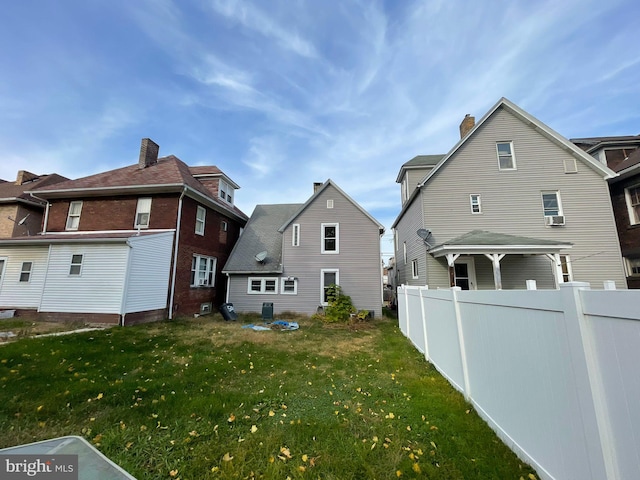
[223,180,385,316]
[392,98,627,290]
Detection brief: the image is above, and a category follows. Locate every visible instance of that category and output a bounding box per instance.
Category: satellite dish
[416,229,433,248]
[18,214,30,225]
[254,251,268,263]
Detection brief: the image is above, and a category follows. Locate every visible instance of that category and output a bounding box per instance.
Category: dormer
[190,167,240,206]
[396,155,444,205]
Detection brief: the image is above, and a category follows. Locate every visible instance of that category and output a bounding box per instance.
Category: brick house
[0,139,248,324]
[572,135,640,288]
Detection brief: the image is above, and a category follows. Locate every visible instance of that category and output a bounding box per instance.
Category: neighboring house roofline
[191,172,241,190]
[0,230,175,246]
[0,196,44,208]
[278,179,385,234]
[395,155,445,183]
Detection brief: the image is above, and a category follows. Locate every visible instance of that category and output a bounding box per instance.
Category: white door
[454,257,476,290]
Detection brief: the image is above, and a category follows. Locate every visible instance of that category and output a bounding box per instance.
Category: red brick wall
[46,195,179,232]
[609,176,640,288]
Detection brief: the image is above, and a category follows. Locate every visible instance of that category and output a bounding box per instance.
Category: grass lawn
[0,313,538,479]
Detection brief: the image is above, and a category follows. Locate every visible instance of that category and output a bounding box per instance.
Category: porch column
[545,253,561,288]
[445,253,460,287]
[484,253,505,290]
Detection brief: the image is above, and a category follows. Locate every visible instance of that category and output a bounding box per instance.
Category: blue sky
[1,0,639,259]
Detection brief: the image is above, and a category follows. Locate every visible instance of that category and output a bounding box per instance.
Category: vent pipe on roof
[459,114,475,138]
[139,138,159,169]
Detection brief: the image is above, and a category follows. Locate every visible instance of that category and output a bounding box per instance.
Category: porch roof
[428,230,572,257]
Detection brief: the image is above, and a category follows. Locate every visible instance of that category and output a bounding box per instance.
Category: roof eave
[29,183,186,199]
[429,243,573,257]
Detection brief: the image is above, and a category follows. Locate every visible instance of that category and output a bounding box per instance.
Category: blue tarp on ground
[242,320,299,331]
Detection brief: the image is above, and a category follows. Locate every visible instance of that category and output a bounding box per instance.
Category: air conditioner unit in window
[545,215,565,226]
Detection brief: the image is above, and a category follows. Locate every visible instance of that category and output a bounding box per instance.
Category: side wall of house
[0,246,49,308]
[0,204,44,238]
[609,175,640,288]
[40,243,129,313]
[394,193,427,287]
[420,107,626,289]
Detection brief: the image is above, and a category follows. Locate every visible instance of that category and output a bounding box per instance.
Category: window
[69,254,83,275]
[65,201,83,230]
[470,194,482,214]
[191,255,216,287]
[327,199,334,209]
[625,185,640,225]
[625,258,640,276]
[321,269,339,305]
[542,191,562,216]
[195,206,206,235]
[219,180,234,204]
[281,277,298,294]
[134,198,152,228]
[321,223,339,254]
[221,220,228,232]
[292,224,300,247]
[557,255,573,283]
[403,242,407,265]
[19,262,32,282]
[247,277,278,294]
[496,142,516,170]
[0,258,5,284]
[401,178,408,204]
[412,259,419,279]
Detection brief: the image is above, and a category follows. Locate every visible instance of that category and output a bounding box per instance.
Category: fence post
[560,282,618,480]
[403,285,410,339]
[451,286,471,401]
[419,286,429,361]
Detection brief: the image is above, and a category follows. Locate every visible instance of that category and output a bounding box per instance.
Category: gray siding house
[223,180,385,316]
[392,98,627,290]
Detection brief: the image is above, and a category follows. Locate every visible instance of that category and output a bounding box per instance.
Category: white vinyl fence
[397,282,640,480]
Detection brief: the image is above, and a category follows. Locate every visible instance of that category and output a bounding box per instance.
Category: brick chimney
[16,170,38,185]
[313,182,323,193]
[459,114,475,138]
[139,138,159,169]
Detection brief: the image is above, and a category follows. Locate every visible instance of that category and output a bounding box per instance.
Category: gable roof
[278,179,384,234]
[31,155,248,222]
[222,203,302,274]
[395,155,445,183]
[570,135,640,153]
[392,97,618,229]
[0,173,69,207]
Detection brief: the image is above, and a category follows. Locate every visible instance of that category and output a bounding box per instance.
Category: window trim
[195,206,206,235]
[0,257,6,286]
[411,259,419,279]
[470,194,482,214]
[321,223,339,254]
[320,269,339,306]
[403,241,407,265]
[65,201,83,231]
[134,197,152,229]
[221,220,228,232]
[19,261,33,283]
[247,277,278,294]
[557,255,573,284]
[219,180,234,204]
[625,184,640,225]
[542,191,563,218]
[496,141,516,170]
[281,277,298,295]
[292,224,300,247]
[69,254,83,276]
[190,254,217,287]
[327,199,334,209]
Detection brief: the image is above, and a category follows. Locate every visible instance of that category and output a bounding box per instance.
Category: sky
[1,0,639,261]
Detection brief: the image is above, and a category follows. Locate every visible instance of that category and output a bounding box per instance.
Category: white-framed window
[542,191,563,217]
[557,255,573,283]
[219,180,234,204]
[321,223,339,254]
[195,206,206,235]
[470,194,482,214]
[281,277,298,294]
[327,199,334,209]
[292,224,300,247]
[221,220,228,232]
[401,177,408,204]
[403,241,407,265]
[320,269,339,305]
[496,142,516,170]
[134,197,152,229]
[69,254,83,276]
[19,261,32,282]
[412,259,419,279]
[625,185,640,225]
[191,255,217,287]
[65,201,83,230]
[0,258,5,285]
[625,257,640,277]
[247,277,278,294]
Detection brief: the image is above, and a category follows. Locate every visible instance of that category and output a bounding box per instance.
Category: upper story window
[195,206,206,235]
[625,185,640,225]
[401,177,409,204]
[542,191,562,216]
[221,220,228,232]
[134,198,152,229]
[557,255,573,283]
[625,257,640,277]
[19,261,32,282]
[321,223,339,254]
[470,194,482,214]
[191,254,216,287]
[412,259,419,279]
[292,224,300,247]
[496,142,516,170]
[65,201,83,230]
[219,180,234,204]
[327,199,334,209]
[69,254,83,275]
[403,241,407,265]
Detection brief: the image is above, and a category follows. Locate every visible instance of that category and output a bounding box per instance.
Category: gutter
[168,187,187,319]
[29,192,50,233]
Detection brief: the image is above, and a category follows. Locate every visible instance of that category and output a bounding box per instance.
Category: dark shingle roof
[436,230,570,247]
[223,204,303,274]
[402,155,446,168]
[0,174,69,206]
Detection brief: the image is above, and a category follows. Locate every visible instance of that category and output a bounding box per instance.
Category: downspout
[225,273,230,303]
[168,187,187,319]
[29,193,50,234]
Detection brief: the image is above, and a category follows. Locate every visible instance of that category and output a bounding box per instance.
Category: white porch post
[445,253,460,287]
[484,253,506,290]
[545,253,561,288]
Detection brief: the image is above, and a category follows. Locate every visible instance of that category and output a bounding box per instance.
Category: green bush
[322,284,356,323]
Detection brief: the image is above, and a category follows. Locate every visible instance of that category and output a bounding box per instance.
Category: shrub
[322,284,356,323]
